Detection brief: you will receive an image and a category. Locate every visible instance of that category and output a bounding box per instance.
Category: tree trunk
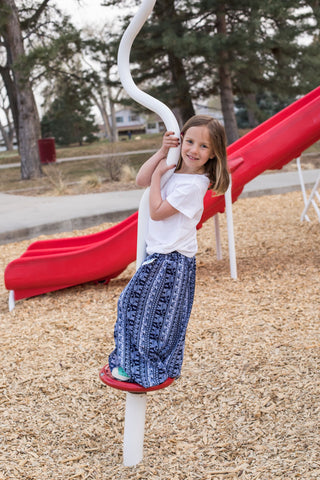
[216,5,239,145]
[0,62,19,141]
[0,121,10,150]
[1,0,42,179]
[167,51,195,126]
[0,85,14,149]
[244,93,260,128]
[0,118,14,150]
[108,86,118,143]
[91,91,112,139]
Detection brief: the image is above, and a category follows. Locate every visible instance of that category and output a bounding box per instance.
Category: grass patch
[0,151,20,165]
[0,152,151,196]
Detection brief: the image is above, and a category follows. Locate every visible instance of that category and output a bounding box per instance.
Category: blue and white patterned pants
[109,251,196,388]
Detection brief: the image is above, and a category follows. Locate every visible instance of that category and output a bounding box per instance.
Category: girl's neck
[176,165,205,175]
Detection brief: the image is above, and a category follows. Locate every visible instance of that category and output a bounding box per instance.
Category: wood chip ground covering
[0,190,319,480]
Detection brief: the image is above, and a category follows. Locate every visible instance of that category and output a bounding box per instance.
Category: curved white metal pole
[117,0,181,268]
[117,0,181,468]
[117,0,180,167]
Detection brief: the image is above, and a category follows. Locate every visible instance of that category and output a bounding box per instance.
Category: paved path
[1,169,319,245]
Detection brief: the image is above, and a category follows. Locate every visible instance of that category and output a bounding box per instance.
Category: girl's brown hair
[176,115,230,195]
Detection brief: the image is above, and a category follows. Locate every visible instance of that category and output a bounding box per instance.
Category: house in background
[144,113,165,134]
[107,98,224,138]
[114,108,146,136]
[105,108,166,138]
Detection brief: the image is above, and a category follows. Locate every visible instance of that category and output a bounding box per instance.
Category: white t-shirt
[146,173,210,258]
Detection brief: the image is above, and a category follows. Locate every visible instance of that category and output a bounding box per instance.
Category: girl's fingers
[163,136,179,145]
[161,132,180,154]
[164,131,179,142]
[155,159,176,176]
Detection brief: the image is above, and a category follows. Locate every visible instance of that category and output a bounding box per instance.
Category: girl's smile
[180,125,214,174]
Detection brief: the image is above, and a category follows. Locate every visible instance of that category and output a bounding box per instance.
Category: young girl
[108,115,229,388]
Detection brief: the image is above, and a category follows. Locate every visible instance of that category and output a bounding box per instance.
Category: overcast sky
[53,0,125,29]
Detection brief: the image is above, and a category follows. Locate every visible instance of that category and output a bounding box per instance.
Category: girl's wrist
[158,147,168,159]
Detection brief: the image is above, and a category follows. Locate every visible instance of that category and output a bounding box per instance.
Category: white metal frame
[301,174,320,222]
[212,176,237,279]
[297,157,320,222]
[224,176,237,279]
[9,290,15,312]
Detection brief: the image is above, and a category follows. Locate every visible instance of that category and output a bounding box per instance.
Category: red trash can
[38,138,56,164]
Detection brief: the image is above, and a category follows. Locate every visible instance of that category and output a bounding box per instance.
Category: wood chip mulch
[0,190,319,480]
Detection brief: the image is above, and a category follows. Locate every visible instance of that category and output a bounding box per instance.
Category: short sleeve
[166,180,206,219]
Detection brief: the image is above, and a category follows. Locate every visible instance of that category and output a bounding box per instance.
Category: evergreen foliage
[103,0,320,132]
[41,79,98,146]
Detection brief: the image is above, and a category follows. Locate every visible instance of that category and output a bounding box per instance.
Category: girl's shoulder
[165,173,209,200]
[171,173,210,191]
[172,172,209,184]
[165,173,209,217]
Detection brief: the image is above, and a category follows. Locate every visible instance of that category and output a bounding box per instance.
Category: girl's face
[180,125,214,174]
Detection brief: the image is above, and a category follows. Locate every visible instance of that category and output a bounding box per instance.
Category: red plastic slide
[5,86,320,301]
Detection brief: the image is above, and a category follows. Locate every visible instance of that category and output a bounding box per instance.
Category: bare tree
[0,79,14,149]
[0,0,42,178]
[0,40,19,141]
[81,29,122,143]
[89,83,120,143]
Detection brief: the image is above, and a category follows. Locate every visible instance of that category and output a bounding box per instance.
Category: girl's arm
[135,131,179,187]
[149,159,177,221]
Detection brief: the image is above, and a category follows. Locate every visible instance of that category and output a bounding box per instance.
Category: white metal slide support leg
[300,174,320,222]
[296,157,310,222]
[214,215,222,260]
[225,177,237,279]
[123,392,147,466]
[9,290,15,312]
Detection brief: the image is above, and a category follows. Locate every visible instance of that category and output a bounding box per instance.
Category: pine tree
[41,78,98,146]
